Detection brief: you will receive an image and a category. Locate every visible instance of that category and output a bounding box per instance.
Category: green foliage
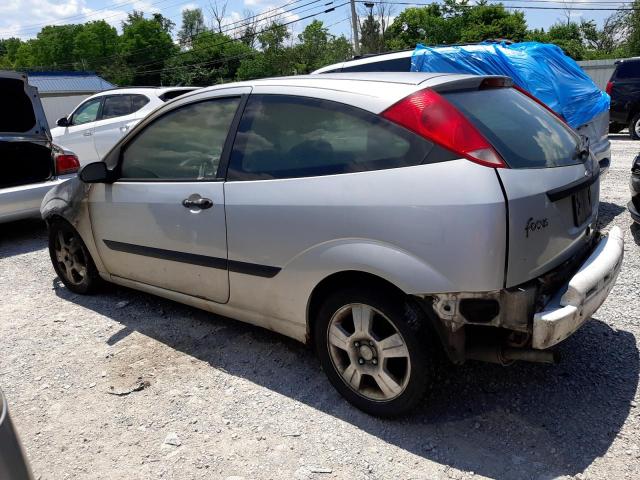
[384,6,458,50]
[0,2,632,86]
[360,14,382,54]
[177,8,207,48]
[293,20,352,73]
[119,11,177,85]
[163,31,252,85]
[73,21,118,70]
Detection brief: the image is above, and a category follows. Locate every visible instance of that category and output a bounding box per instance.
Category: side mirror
[79,162,111,183]
[56,117,70,127]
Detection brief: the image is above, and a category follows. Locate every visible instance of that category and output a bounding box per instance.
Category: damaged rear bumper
[532,226,624,349]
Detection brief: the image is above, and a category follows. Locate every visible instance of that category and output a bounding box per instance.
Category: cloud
[0,0,161,39]
[180,3,199,13]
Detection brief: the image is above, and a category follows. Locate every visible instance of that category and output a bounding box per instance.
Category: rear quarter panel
[224,160,507,330]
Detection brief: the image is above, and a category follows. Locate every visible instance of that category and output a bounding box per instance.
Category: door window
[120,97,240,180]
[71,98,102,125]
[227,95,433,180]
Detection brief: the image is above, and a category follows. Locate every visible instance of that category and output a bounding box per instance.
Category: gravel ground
[1,137,640,480]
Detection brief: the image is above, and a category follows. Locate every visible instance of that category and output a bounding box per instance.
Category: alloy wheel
[53,229,87,286]
[326,303,411,401]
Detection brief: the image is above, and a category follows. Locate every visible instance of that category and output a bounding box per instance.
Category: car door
[89,88,250,303]
[93,94,150,159]
[57,97,102,165]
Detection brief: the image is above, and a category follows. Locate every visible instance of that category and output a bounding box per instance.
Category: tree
[163,30,252,85]
[528,22,585,59]
[623,0,640,56]
[385,5,458,50]
[293,20,352,73]
[210,1,228,34]
[360,12,382,54]
[457,4,527,43]
[237,22,292,79]
[120,11,177,85]
[31,24,83,68]
[178,8,207,48]
[73,21,118,70]
[0,38,22,64]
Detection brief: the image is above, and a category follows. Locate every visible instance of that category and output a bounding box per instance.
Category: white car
[51,87,198,165]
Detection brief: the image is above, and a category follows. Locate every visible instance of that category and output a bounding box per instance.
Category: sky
[0,0,630,42]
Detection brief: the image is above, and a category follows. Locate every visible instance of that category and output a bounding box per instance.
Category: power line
[138,3,349,76]
[24,0,332,70]
[367,1,640,10]
[129,1,336,71]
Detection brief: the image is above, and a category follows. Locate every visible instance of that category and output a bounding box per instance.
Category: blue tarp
[411,42,610,129]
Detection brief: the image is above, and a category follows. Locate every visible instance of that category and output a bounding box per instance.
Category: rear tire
[629,113,640,140]
[609,122,624,134]
[48,219,101,294]
[314,287,433,417]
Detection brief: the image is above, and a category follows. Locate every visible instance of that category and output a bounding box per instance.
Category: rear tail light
[606,81,613,95]
[513,85,566,123]
[382,89,506,168]
[55,152,80,175]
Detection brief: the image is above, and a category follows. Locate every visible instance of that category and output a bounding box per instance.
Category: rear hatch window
[0,78,37,133]
[444,88,581,169]
[443,86,597,287]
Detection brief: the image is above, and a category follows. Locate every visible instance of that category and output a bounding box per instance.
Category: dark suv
[607,58,640,139]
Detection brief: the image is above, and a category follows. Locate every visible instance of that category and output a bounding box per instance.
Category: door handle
[83,131,93,136]
[120,125,130,133]
[182,195,213,210]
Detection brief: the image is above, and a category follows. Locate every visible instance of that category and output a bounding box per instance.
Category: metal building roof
[27,71,114,94]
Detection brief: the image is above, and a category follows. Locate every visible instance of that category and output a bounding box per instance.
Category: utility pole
[350,0,360,56]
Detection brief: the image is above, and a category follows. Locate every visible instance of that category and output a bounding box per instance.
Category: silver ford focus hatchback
[41,73,623,416]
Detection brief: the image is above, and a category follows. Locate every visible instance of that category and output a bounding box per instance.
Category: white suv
[51,87,198,166]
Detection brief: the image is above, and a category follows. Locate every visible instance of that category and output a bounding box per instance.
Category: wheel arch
[305,270,409,345]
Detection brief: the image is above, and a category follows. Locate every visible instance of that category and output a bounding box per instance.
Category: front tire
[629,113,640,140]
[314,288,433,417]
[48,219,101,294]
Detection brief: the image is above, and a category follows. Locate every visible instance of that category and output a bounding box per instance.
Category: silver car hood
[0,71,51,143]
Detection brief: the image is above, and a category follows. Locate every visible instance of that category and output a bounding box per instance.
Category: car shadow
[0,219,47,259]
[597,201,626,230]
[54,282,639,479]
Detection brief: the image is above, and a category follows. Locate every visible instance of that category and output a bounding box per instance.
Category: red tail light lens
[55,153,80,175]
[382,89,506,168]
[606,81,613,95]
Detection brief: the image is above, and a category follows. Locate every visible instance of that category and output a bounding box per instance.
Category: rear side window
[131,94,150,112]
[227,95,433,180]
[341,57,412,73]
[102,95,132,119]
[444,88,580,169]
[614,61,640,79]
[159,89,197,102]
[120,97,240,180]
[102,94,149,119]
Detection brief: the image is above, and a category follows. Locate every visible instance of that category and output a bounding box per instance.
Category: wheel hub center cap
[359,344,374,361]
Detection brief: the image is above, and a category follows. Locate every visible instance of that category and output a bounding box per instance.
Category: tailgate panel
[498,163,599,287]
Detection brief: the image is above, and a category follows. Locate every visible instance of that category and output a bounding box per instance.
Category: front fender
[40,177,106,273]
